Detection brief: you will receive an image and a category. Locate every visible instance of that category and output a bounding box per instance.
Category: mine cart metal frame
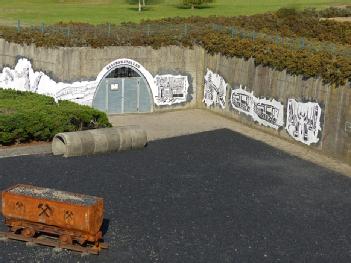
[0,184,108,254]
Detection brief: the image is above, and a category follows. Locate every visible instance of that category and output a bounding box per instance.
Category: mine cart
[0,184,108,254]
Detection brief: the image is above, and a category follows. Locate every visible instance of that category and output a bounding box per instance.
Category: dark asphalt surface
[0,129,350,263]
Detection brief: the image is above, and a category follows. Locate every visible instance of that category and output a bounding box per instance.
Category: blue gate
[92,66,153,114]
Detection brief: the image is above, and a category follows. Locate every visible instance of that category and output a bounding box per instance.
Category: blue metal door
[92,68,153,114]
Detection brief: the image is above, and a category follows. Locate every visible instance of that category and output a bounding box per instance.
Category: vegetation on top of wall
[3,7,350,45]
[317,6,351,18]
[0,8,350,86]
[195,31,351,86]
[0,89,111,145]
[152,7,351,45]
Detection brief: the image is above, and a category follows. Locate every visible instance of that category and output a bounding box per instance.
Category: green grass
[0,0,349,25]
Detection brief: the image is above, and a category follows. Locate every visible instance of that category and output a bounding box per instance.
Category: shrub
[0,89,111,145]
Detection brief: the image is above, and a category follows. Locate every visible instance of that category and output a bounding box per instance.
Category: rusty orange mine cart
[0,184,108,254]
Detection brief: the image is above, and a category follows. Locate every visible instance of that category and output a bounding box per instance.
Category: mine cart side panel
[84,199,104,235]
[93,199,104,233]
[2,191,103,235]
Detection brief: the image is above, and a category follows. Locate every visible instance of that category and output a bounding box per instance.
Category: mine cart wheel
[78,238,87,246]
[22,227,36,238]
[8,226,21,234]
[59,234,73,245]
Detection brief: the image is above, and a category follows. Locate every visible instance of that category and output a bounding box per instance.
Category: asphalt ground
[0,129,350,263]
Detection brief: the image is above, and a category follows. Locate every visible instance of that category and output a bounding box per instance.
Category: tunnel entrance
[93,65,153,114]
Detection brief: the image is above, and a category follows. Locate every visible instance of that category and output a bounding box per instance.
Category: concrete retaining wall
[203,53,351,165]
[0,39,349,164]
[0,39,205,110]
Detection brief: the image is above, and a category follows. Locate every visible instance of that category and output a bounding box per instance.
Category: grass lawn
[0,0,348,25]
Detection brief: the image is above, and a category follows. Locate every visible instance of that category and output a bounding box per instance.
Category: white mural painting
[154,74,189,106]
[54,82,97,106]
[230,87,254,115]
[0,58,191,107]
[253,97,285,129]
[0,58,97,105]
[286,99,322,145]
[203,69,227,109]
[230,85,284,129]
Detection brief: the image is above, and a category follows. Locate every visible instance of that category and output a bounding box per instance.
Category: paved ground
[109,110,228,141]
[0,129,351,262]
[110,109,351,177]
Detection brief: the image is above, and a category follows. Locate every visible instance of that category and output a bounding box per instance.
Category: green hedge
[0,89,111,145]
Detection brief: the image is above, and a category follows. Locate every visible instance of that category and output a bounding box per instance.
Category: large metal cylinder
[52,126,147,157]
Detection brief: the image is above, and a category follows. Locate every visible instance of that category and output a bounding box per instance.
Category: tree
[126,0,146,12]
[138,0,146,12]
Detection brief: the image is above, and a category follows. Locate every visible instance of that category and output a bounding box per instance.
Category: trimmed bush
[0,89,111,145]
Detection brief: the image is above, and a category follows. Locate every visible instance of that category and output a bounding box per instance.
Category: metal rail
[0,231,108,255]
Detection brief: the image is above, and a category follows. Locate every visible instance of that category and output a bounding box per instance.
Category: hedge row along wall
[0,39,350,164]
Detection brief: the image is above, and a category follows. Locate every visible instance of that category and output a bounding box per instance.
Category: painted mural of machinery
[231,92,252,112]
[0,184,108,254]
[203,69,227,109]
[253,102,280,125]
[204,82,226,107]
[155,75,188,105]
[286,100,321,143]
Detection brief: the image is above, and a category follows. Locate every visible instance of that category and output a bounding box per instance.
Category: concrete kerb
[0,143,52,159]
